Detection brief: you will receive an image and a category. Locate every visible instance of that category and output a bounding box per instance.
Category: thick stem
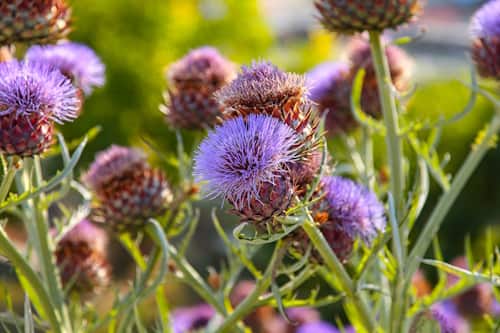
[407,113,500,278]
[369,31,407,333]
[302,216,377,332]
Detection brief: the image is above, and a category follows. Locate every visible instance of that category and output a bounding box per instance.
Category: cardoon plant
[0,1,499,333]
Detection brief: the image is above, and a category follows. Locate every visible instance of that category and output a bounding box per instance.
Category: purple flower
[296,321,339,333]
[321,176,386,244]
[0,60,79,123]
[470,0,500,79]
[82,145,146,191]
[306,62,354,135]
[470,0,500,39]
[25,42,105,96]
[431,302,470,333]
[59,219,108,253]
[286,307,321,325]
[172,304,215,333]
[194,114,299,212]
[215,61,306,111]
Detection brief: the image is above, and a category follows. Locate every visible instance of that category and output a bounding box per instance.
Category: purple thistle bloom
[307,62,350,103]
[25,42,106,96]
[296,321,339,333]
[172,304,215,333]
[470,0,500,79]
[82,145,146,191]
[215,61,307,111]
[0,60,79,123]
[60,219,108,254]
[431,302,470,333]
[321,176,386,244]
[194,114,299,212]
[470,0,500,39]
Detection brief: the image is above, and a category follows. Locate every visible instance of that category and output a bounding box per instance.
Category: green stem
[407,113,500,278]
[0,157,19,202]
[302,216,377,332]
[216,240,286,333]
[361,127,375,190]
[369,31,407,333]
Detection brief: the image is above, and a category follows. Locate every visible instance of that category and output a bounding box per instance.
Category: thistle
[348,38,413,118]
[296,321,340,333]
[0,0,71,46]
[0,60,79,157]
[194,114,299,223]
[470,0,500,80]
[230,281,275,332]
[315,0,422,34]
[447,256,494,318]
[54,220,111,294]
[311,176,386,262]
[25,42,106,96]
[428,303,470,333]
[307,61,355,135]
[161,46,235,129]
[171,304,215,333]
[216,61,321,190]
[82,145,173,232]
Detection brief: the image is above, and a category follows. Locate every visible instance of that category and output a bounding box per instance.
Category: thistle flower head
[0,0,71,46]
[162,46,235,130]
[82,145,146,191]
[315,0,422,34]
[320,176,386,243]
[172,304,215,333]
[447,256,494,317]
[167,46,235,91]
[470,0,500,80]
[0,60,79,156]
[83,146,173,232]
[430,302,470,333]
[26,42,106,96]
[194,114,299,221]
[216,61,306,113]
[55,219,111,294]
[307,61,354,135]
[296,322,339,333]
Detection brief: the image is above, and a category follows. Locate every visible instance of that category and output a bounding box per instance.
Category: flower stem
[407,112,500,278]
[0,157,20,202]
[302,215,377,332]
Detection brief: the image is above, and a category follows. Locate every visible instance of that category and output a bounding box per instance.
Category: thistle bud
[315,0,422,34]
[348,38,413,117]
[54,220,111,294]
[216,62,322,191]
[161,46,235,129]
[194,114,299,223]
[25,42,105,97]
[447,256,494,318]
[307,62,355,135]
[310,176,386,262]
[0,0,71,46]
[83,145,173,232]
[470,0,500,80]
[0,60,79,157]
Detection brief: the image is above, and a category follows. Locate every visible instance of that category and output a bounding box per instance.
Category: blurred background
[1,0,499,327]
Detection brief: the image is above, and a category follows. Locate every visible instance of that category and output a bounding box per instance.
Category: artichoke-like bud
[0,0,71,46]
[194,114,299,223]
[309,176,386,262]
[470,0,500,80]
[216,61,322,191]
[315,0,422,34]
[83,146,173,232]
[161,46,235,129]
[447,256,494,318]
[348,38,413,117]
[307,62,355,135]
[0,60,79,157]
[54,220,111,294]
[230,281,275,332]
